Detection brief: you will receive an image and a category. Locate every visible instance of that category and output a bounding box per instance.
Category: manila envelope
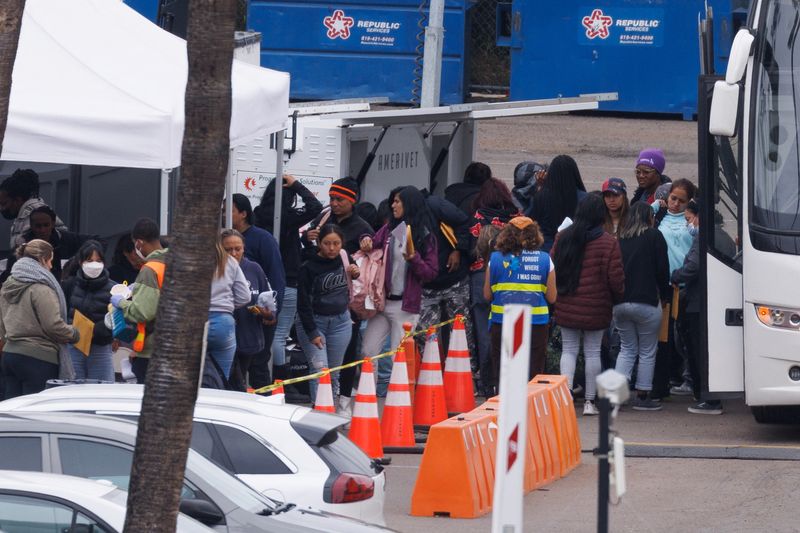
[73,309,95,356]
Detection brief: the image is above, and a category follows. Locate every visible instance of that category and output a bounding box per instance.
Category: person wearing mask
[301,178,374,409]
[296,224,360,402]
[361,186,438,391]
[631,149,671,205]
[221,228,275,392]
[0,168,67,249]
[601,178,630,239]
[552,195,625,416]
[528,154,587,253]
[445,161,493,216]
[61,240,116,382]
[415,190,472,372]
[20,206,95,281]
[254,175,322,388]
[484,217,556,391]
[0,239,79,398]
[110,218,166,384]
[613,203,670,410]
[230,193,285,389]
[109,234,144,285]
[467,177,520,396]
[206,238,251,380]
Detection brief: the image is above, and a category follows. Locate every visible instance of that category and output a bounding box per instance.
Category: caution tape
[250,316,461,395]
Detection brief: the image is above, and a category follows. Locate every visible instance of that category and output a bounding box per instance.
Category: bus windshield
[752,0,800,253]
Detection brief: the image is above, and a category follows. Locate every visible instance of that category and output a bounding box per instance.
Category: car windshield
[186,450,276,514]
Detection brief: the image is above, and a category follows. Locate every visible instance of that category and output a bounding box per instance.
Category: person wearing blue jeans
[271,287,296,368]
[68,344,114,382]
[614,201,671,410]
[296,311,352,400]
[295,225,360,403]
[207,242,250,380]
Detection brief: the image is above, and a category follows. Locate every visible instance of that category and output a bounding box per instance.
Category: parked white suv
[0,384,386,525]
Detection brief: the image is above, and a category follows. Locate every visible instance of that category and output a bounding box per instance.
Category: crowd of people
[0,149,728,415]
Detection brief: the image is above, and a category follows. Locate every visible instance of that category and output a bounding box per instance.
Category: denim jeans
[362,300,419,396]
[560,328,605,401]
[271,287,297,367]
[68,343,115,383]
[2,352,58,399]
[470,271,492,394]
[207,312,237,379]
[295,310,352,400]
[613,302,662,391]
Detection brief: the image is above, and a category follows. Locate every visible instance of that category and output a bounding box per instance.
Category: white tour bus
[704,0,800,422]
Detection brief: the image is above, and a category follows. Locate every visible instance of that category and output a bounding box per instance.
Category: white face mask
[81,261,104,279]
[135,245,147,261]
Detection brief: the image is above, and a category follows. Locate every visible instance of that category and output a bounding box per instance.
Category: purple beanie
[636,148,666,174]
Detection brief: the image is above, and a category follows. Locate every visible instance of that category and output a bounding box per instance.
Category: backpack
[349,248,386,320]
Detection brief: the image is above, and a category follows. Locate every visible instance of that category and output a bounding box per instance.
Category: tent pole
[225,148,234,228]
[159,168,171,234]
[272,130,285,245]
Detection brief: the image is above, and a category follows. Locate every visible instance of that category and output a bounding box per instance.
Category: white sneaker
[583,400,599,416]
[336,396,353,419]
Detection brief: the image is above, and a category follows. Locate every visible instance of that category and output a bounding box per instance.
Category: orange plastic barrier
[410,411,498,518]
[530,375,582,475]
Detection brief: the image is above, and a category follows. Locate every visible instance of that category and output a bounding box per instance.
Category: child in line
[295,224,360,402]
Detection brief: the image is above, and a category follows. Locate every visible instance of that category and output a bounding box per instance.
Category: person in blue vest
[484,216,556,390]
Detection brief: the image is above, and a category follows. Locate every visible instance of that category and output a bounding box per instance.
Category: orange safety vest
[132,260,166,353]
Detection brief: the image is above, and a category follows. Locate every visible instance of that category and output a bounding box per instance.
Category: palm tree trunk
[0,1,25,152]
[123,1,237,530]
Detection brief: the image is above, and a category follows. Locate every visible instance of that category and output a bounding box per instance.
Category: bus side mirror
[709,81,739,137]
[709,29,754,137]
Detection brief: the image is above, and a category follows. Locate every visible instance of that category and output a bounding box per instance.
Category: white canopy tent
[1,0,290,232]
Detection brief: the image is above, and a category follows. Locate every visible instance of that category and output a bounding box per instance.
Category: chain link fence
[468,0,510,96]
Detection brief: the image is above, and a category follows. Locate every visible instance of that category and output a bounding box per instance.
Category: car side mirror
[709,28,754,137]
[179,498,225,525]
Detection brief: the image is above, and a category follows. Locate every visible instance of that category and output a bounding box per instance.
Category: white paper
[557,217,573,232]
[119,357,136,381]
[390,221,407,249]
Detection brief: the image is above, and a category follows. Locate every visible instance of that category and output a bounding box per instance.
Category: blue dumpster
[503,0,739,117]
[248,0,469,104]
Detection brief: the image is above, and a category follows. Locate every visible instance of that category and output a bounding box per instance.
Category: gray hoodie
[0,277,78,364]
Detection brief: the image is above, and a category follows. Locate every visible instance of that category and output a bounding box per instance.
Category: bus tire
[751,406,800,424]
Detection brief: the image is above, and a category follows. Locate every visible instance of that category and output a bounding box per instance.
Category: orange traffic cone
[270,380,285,404]
[413,328,448,427]
[314,370,335,413]
[443,314,476,414]
[381,347,415,448]
[349,358,383,458]
[402,323,417,405]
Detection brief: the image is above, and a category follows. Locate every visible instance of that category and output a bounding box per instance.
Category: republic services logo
[243,177,256,191]
[324,10,355,40]
[582,9,613,39]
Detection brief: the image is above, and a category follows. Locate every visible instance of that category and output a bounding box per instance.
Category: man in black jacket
[444,161,492,216]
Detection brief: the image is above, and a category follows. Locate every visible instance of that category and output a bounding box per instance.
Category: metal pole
[159,168,171,234]
[225,149,234,229]
[597,397,611,533]
[272,130,285,245]
[420,0,444,108]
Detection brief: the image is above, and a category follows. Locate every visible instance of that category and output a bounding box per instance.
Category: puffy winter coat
[551,231,625,331]
[63,269,115,345]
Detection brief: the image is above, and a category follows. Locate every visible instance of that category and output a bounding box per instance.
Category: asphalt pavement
[382,394,800,533]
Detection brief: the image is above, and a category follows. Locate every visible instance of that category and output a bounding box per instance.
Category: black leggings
[2,351,58,400]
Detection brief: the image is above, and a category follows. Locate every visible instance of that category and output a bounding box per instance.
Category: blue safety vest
[488,250,550,325]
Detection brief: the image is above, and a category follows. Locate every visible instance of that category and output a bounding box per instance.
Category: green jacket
[0,277,79,365]
[119,248,168,359]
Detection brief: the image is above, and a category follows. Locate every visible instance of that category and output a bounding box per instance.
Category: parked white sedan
[0,385,386,525]
[0,470,212,532]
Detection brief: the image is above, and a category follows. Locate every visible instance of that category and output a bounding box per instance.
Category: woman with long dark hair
[253,175,322,385]
[551,194,624,416]
[601,178,630,239]
[613,203,670,410]
[62,240,116,382]
[361,186,438,390]
[468,178,520,396]
[528,154,587,253]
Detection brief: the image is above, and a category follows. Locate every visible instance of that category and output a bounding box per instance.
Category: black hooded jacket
[62,268,116,345]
